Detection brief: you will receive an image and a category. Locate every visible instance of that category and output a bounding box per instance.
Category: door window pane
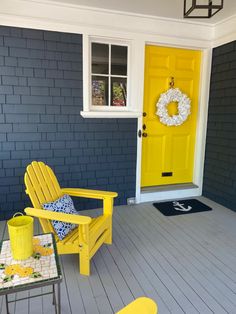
[111,45,127,75]
[92,76,108,106]
[111,77,127,107]
[92,43,109,74]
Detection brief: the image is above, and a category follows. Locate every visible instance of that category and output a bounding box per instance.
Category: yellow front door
[141,45,201,187]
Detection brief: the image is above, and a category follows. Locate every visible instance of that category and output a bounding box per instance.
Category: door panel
[171,135,190,169]
[145,135,165,172]
[175,57,195,72]
[141,46,201,187]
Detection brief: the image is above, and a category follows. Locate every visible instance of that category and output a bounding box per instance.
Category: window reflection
[111,78,127,107]
[92,76,108,106]
[91,42,128,107]
[111,45,127,76]
[92,43,109,74]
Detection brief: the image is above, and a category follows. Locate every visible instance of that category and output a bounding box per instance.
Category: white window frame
[81,35,141,118]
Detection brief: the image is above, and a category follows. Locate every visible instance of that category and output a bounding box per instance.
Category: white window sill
[80,111,142,118]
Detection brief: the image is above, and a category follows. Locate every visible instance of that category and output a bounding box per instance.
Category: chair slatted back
[24,161,63,233]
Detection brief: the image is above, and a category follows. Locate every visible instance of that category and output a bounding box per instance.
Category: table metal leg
[53,284,57,314]
[52,284,56,306]
[58,282,61,314]
[5,294,10,314]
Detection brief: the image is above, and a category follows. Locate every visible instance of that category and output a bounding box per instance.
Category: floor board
[1,197,236,313]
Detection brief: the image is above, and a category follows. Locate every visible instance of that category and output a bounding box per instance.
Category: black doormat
[153,199,212,216]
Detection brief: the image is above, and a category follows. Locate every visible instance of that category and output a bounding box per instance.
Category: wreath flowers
[156,88,191,126]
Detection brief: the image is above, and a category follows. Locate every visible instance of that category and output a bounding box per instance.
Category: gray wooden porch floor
[1,196,236,314]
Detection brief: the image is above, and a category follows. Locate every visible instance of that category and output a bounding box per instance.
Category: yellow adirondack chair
[24,161,117,276]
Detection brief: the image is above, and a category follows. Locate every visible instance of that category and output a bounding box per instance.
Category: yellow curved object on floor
[24,161,117,276]
[116,297,158,314]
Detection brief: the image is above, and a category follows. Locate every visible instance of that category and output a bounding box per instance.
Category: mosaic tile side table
[0,233,62,314]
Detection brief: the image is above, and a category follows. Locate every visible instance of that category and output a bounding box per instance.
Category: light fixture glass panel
[187,8,210,17]
[197,0,212,5]
[185,0,194,11]
[197,0,222,5]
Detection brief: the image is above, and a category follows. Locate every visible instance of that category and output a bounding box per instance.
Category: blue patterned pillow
[43,194,77,240]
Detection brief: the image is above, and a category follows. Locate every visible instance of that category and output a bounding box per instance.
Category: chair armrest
[24,207,92,225]
[61,188,118,200]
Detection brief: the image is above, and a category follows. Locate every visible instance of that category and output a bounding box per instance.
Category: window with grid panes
[91,42,128,109]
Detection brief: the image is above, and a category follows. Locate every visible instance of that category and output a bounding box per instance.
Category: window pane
[92,76,108,106]
[111,45,127,75]
[92,43,109,74]
[111,78,127,107]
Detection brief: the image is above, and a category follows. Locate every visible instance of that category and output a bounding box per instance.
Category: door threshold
[139,183,201,203]
[141,183,198,194]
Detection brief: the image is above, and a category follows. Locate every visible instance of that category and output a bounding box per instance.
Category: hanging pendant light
[184,0,223,18]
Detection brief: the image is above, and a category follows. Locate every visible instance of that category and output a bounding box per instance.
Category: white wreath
[156,88,191,126]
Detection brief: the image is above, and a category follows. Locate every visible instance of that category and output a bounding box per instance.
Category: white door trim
[135,45,212,204]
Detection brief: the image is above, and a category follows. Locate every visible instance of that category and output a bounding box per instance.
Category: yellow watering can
[7,212,34,260]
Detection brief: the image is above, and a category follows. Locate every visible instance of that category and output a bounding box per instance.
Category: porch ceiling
[47,0,236,24]
[1,197,236,313]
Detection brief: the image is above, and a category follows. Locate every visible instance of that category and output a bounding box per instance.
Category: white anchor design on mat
[173,201,192,212]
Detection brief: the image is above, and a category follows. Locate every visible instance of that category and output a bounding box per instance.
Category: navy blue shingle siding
[203,41,236,211]
[0,26,137,219]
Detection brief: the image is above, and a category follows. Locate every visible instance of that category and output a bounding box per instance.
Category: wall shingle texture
[0,26,137,219]
[203,41,236,211]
